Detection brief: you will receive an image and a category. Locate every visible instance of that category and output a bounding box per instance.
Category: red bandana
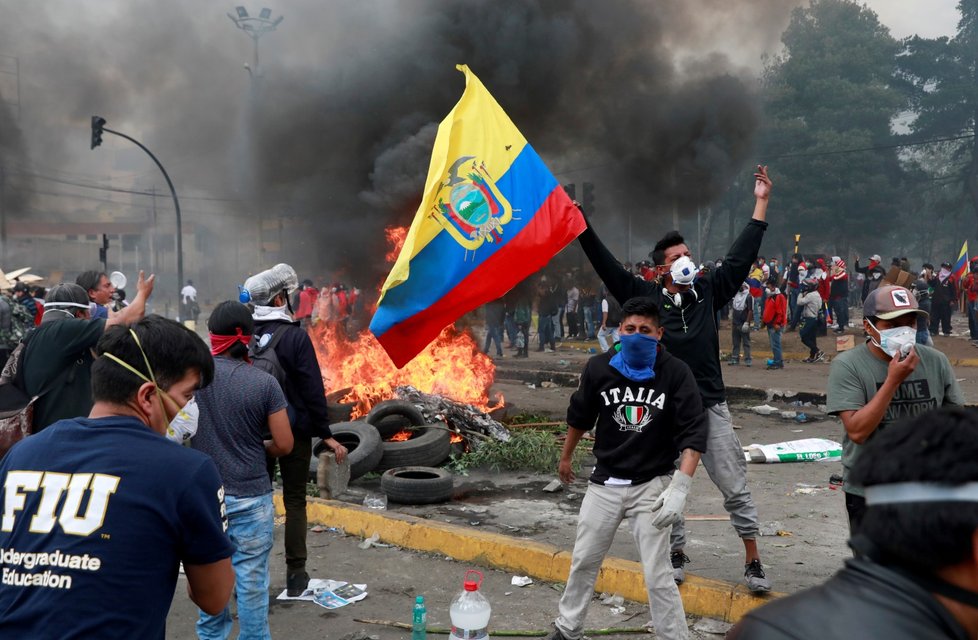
[209,328,252,358]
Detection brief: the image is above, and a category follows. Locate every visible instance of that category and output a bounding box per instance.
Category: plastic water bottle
[239,264,298,306]
[449,570,491,640]
[413,595,427,640]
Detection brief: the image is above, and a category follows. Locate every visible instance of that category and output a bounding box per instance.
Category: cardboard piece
[836,335,855,352]
[883,266,915,289]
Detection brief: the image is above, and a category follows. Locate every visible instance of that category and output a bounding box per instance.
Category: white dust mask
[869,321,916,358]
[166,397,199,444]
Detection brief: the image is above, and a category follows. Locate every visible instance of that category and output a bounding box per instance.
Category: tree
[758,0,908,257]
[897,0,978,238]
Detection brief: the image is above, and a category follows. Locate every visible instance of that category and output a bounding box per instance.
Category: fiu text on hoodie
[567,345,708,485]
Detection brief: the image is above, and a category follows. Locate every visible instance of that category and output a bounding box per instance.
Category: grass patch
[447,428,591,476]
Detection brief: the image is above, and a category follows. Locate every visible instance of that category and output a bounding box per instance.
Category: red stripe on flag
[377,187,585,368]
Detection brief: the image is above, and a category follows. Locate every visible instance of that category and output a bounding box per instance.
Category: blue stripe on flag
[371,144,557,337]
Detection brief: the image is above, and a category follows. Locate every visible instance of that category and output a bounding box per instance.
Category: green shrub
[447,428,591,475]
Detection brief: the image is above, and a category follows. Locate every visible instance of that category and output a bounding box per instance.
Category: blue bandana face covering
[610,333,659,381]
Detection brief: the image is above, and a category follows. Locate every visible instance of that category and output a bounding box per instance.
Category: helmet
[801,277,819,292]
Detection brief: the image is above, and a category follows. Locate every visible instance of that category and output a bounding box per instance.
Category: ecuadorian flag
[953,240,969,281]
[370,65,586,367]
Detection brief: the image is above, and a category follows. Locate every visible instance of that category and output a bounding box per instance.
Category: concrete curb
[273,495,779,623]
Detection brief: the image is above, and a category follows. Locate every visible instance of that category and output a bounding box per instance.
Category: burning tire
[376,423,452,471]
[366,400,426,439]
[380,466,454,505]
[309,421,383,481]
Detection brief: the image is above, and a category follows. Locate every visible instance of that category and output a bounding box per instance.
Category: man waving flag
[370,65,586,367]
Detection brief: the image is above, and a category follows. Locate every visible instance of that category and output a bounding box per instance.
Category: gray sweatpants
[670,402,760,549]
[555,477,688,640]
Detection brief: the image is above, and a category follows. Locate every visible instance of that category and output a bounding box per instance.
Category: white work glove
[651,471,692,529]
[741,322,750,333]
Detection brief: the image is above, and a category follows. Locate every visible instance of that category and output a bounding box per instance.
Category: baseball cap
[863,285,928,321]
[941,261,953,269]
[870,254,881,263]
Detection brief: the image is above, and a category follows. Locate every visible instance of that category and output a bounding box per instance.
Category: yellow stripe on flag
[379,65,528,301]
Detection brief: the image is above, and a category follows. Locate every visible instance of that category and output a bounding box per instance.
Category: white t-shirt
[181,285,197,304]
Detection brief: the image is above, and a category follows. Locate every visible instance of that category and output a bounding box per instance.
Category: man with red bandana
[854,254,883,303]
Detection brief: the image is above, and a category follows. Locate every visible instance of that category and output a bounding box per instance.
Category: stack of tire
[309,399,454,504]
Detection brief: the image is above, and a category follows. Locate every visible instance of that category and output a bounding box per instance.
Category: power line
[766,133,976,160]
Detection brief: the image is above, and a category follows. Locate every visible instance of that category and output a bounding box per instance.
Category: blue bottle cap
[238,285,251,304]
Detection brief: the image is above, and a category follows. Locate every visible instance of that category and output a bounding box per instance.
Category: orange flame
[312,321,497,419]
[311,224,502,420]
[385,226,409,264]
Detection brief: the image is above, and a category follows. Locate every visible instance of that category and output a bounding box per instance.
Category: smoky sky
[1,0,799,282]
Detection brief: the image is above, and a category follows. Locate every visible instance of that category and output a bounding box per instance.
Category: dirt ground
[162,307,977,638]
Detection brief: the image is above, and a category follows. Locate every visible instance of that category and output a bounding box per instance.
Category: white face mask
[166,397,199,444]
[670,256,698,286]
[868,321,916,359]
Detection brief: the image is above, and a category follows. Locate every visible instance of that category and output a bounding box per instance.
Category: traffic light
[563,183,576,200]
[91,116,106,150]
[582,182,595,214]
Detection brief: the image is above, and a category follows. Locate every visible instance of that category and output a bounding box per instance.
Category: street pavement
[163,310,978,638]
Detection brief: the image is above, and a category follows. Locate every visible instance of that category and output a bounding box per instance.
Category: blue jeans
[799,317,818,357]
[484,322,503,356]
[538,313,555,349]
[197,493,275,640]
[504,313,518,346]
[583,306,595,339]
[831,298,848,330]
[767,327,783,365]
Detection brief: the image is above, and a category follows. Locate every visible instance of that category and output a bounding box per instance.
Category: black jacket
[728,557,968,639]
[254,319,332,439]
[567,345,707,484]
[578,219,767,407]
[930,276,958,305]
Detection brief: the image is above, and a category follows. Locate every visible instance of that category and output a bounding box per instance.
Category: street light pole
[228,7,283,261]
[227,6,284,82]
[90,117,183,308]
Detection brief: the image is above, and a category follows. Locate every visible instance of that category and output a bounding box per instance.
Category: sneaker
[801,357,814,363]
[671,551,690,585]
[286,570,310,597]
[814,350,826,362]
[544,627,571,640]
[544,347,555,353]
[744,559,771,593]
[727,358,739,366]
[744,359,752,367]
[766,363,783,370]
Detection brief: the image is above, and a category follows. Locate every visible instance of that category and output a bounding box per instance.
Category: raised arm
[711,166,772,306]
[107,271,155,327]
[577,210,654,304]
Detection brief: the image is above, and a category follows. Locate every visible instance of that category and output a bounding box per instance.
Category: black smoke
[1,0,799,284]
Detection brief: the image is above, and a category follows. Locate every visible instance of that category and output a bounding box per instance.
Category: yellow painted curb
[274,494,780,623]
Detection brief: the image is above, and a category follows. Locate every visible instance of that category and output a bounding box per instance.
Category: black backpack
[248,324,291,390]
[604,296,622,326]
